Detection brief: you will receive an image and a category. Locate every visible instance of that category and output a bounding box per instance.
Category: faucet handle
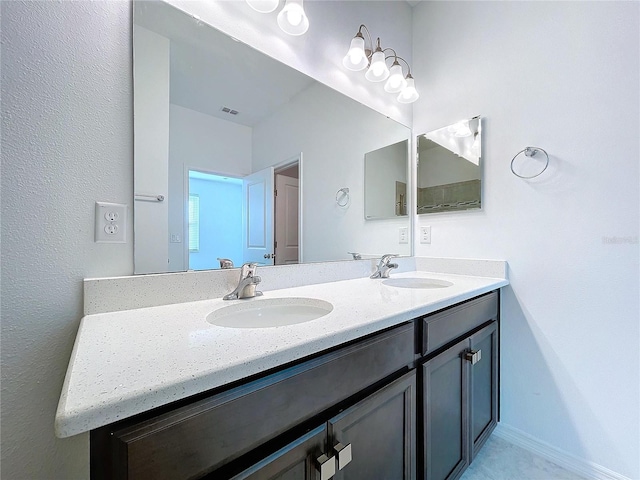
[241,262,259,274]
[380,253,399,265]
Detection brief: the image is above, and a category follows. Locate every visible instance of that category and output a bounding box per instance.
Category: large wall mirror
[416,116,482,215]
[133,0,411,274]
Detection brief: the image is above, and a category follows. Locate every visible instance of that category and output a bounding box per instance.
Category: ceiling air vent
[221,107,239,115]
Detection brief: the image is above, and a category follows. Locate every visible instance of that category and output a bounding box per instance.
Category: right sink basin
[382,278,453,289]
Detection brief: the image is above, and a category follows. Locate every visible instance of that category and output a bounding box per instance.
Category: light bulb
[246,0,279,13]
[287,8,302,25]
[397,76,419,103]
[342,35,368,71]
[384,63,407,93]
[365,50,390,82]
[277,0,309,36]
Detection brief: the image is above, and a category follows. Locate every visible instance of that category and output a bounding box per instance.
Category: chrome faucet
[217,257,234,269]
[223,262,263,300]
[370,254,399,279]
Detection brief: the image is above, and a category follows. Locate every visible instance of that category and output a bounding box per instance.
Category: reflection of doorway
[274,159,300,265]
[187,169,243,270]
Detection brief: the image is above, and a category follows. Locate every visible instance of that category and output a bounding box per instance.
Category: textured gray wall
[1,1,133,478]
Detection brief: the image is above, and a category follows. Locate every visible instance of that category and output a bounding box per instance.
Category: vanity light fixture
[246,0,309,36]
[342,25,419,104]
[246,0,279,14]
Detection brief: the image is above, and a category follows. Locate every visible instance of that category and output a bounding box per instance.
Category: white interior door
[275,174,299,265]
[242,166,274,265]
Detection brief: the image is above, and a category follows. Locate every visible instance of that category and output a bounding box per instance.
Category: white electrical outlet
[420,226,432,244]
[95,202,127,243]
[399,227,409,244]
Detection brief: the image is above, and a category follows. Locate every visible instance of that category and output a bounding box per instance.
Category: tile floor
[460,435,588,480]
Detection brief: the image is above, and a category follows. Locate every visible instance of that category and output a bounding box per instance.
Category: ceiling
[133,1,315,127]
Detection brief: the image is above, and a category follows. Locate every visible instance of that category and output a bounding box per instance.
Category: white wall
[133,25,171,274]
[412,2,639,478]
[1,1,133,478]
[168,104,252,270]
[0,2,412,478]
[252,82,411,262]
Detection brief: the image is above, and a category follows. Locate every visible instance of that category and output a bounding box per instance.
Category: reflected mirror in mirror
[417,116,482,215]
[364,140,409,220]
[133,1,411,274]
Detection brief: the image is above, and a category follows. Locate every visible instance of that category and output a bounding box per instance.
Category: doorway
[187,169,243,270]
[274,158,301,265]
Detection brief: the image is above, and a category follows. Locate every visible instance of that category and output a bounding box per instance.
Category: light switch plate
[95,202,127,243]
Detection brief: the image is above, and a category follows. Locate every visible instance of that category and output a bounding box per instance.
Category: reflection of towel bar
[135,194,165,202]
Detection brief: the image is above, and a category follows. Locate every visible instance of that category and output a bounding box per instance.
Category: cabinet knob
[316,453,336,480]
[465,349,482,365]
[334,442,352,470]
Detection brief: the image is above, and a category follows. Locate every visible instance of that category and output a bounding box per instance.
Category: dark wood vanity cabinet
[231,371,416,480]
[419,292,499,480]
[91,290,499,480]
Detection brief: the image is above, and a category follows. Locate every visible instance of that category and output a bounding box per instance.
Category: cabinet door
[329,371,416,480]
[468,322,498,461]
[421,338,469,480]
[230,426,326,480]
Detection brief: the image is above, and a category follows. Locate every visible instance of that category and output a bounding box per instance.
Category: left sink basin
[206,297,334,328]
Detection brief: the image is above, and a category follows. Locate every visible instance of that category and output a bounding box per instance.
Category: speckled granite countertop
[55,270,508,438]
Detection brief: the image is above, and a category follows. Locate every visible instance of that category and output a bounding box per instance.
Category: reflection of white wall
[417,142,480,188]
[168,104,252,270]
[252,83,410,262]
[413,2,639,478]
[365,141,407,219]
[164,0,413,126]
[188,178,243,271]
[133,26,170,274]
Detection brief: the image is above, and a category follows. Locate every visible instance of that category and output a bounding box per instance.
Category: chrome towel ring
[510,147,549,179]
[336,187,350,207]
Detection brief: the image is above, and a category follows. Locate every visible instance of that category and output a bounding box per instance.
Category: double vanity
[56,257,508,480]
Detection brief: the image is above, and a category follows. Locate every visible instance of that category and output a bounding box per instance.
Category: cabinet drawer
[420,291,497,356]
[108,322,414,480]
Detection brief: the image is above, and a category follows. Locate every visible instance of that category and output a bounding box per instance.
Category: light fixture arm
[383,48,412,76]
[356,24,374,58]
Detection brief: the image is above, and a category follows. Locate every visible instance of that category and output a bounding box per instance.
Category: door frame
[273,153,303,263]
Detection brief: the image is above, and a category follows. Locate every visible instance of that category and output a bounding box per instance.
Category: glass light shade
[342,36,368,71]
[454,122,472,137]
[397,77,419,103]
[471,134,481,157]
[246,0,279,13]
[365,51,390,82]
[384,63,407,93]
[277,0,309,36]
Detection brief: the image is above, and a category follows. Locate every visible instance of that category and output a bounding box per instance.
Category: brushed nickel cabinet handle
[334,442,352,470]
[465,349,482,365]
[316,454,336,480]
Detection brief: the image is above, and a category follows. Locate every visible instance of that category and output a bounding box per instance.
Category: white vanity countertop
[55,271,508,438]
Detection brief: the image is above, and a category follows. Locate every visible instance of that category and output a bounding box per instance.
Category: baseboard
[493,423,631,480]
